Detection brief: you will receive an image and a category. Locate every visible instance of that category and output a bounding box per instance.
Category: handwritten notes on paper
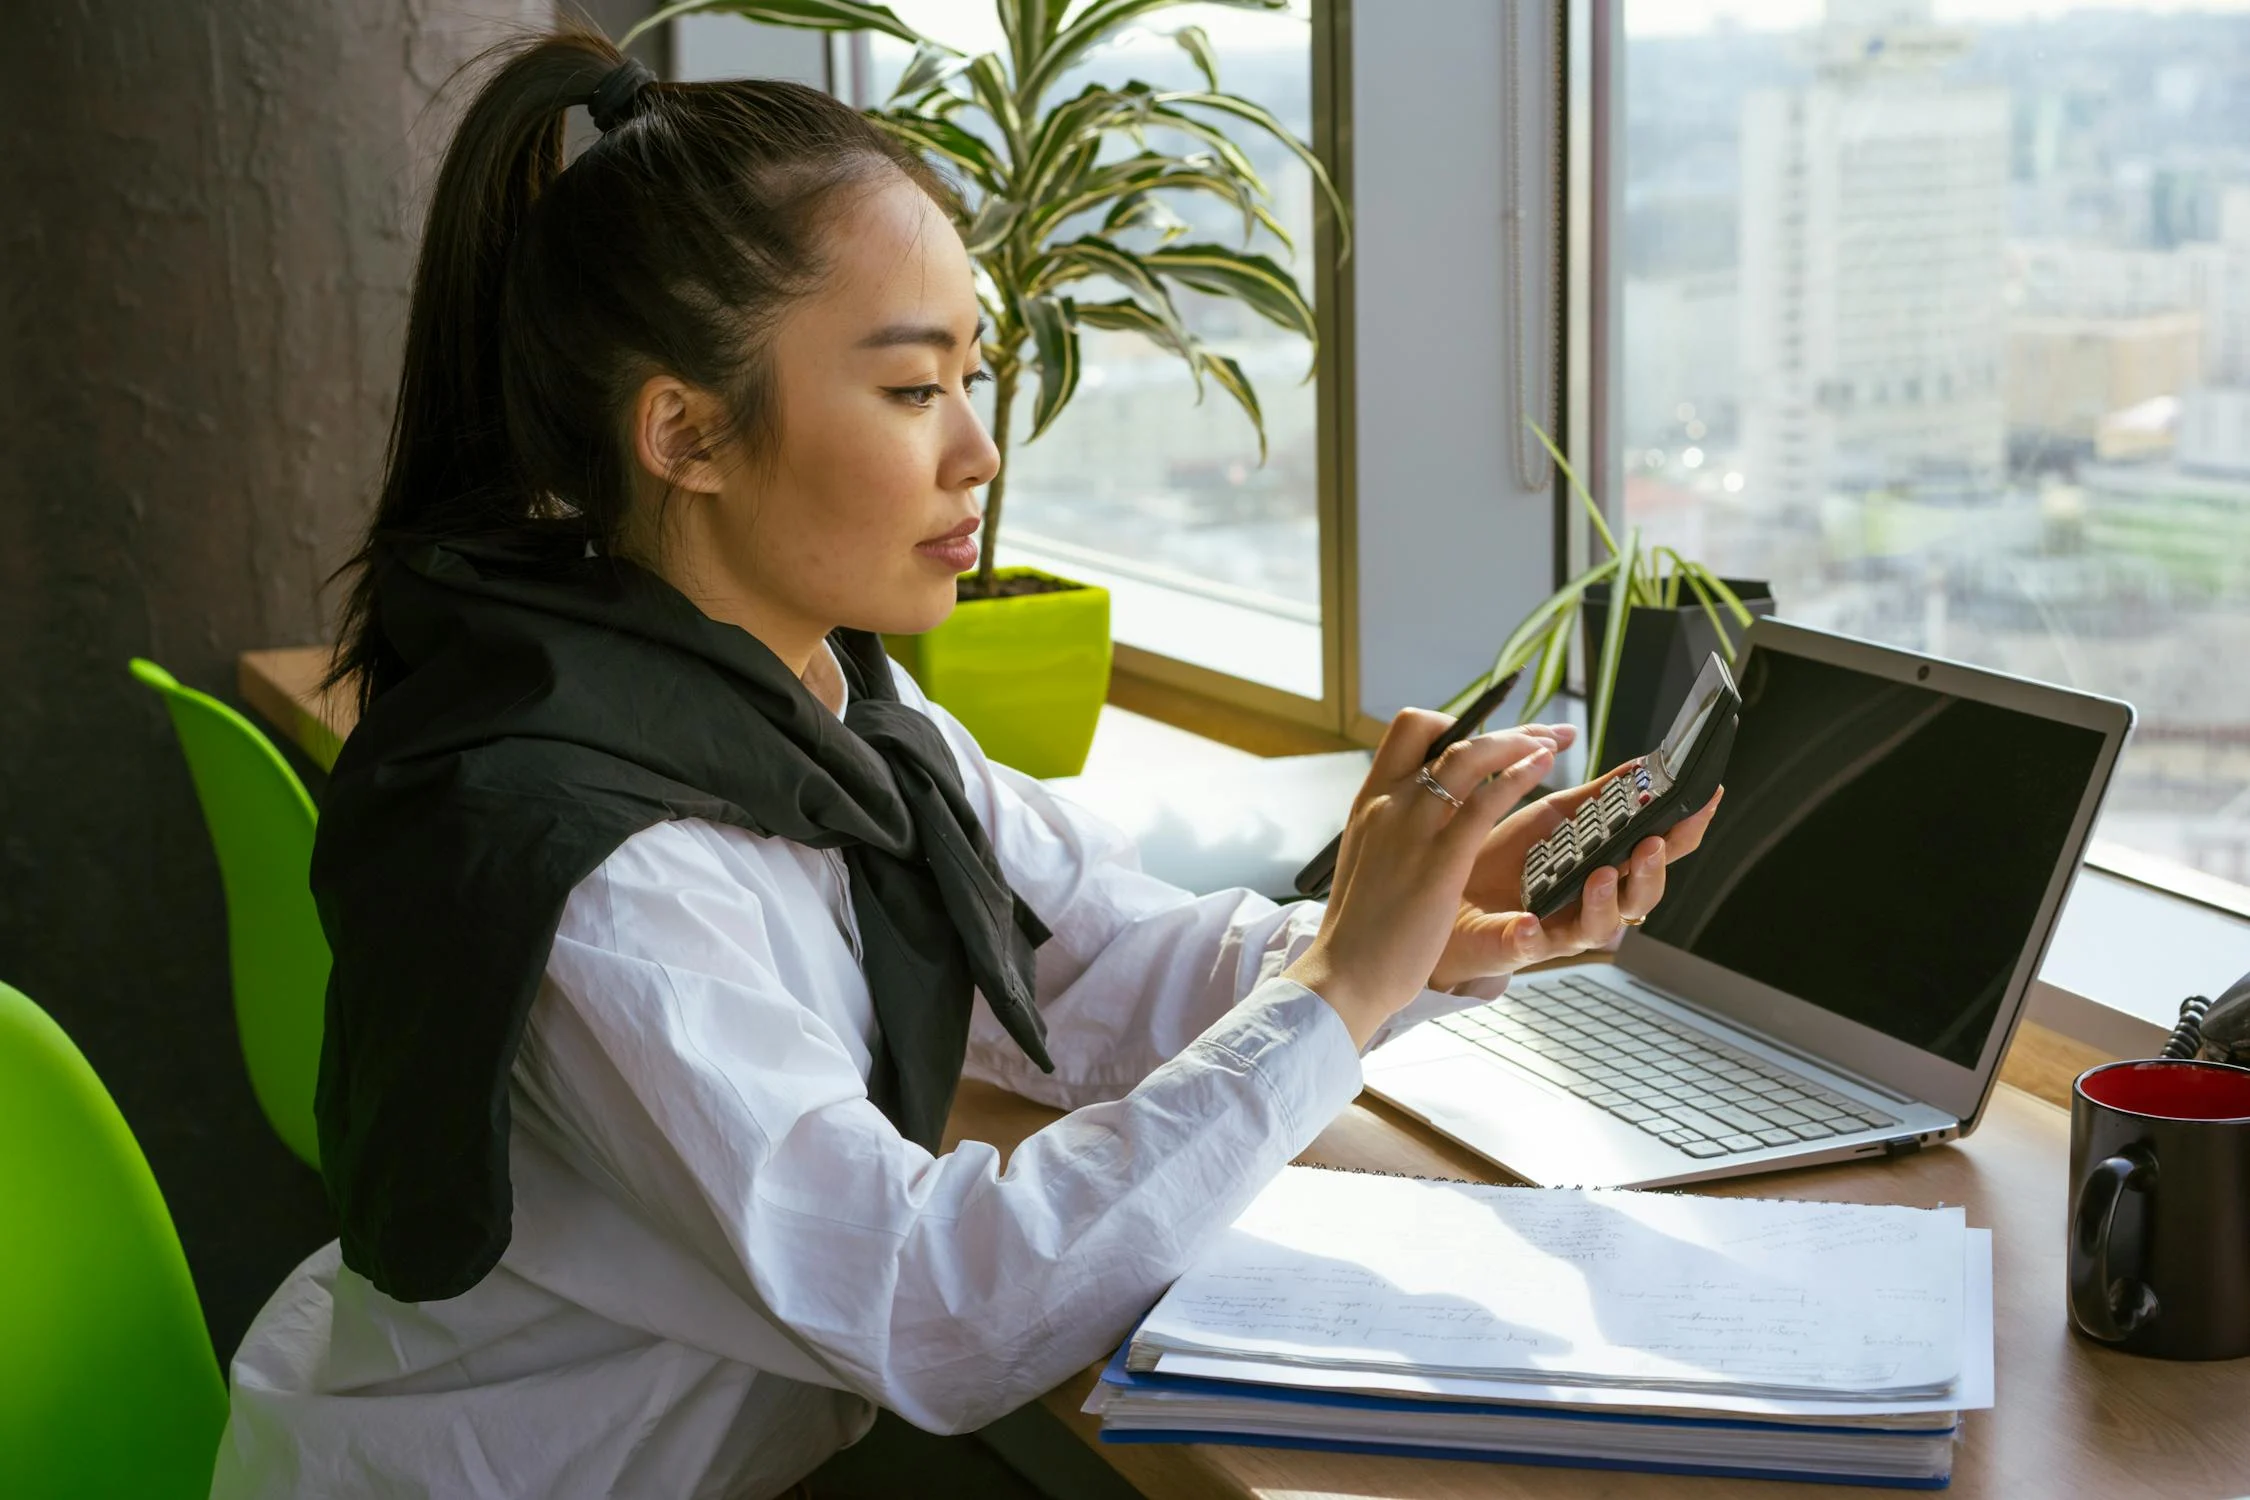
[1131,1168,1965,1398]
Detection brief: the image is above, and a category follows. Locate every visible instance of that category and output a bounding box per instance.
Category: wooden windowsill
[1107,663,1361,758]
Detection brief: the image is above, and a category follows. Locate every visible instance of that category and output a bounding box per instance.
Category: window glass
[1622,0,2250,895]
[860,2,1323,696]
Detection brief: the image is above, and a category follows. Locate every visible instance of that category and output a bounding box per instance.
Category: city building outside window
[1619,0,2250,899]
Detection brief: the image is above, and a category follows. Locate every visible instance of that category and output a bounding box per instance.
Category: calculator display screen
[1635,647,2108,1069]
[1653,655,1735,783]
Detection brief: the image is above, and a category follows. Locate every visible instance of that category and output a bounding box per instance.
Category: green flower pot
[885,568,1112,778]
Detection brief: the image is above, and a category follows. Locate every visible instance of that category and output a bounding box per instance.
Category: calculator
[1522,652,1739,920]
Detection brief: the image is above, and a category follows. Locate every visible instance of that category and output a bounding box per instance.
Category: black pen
[1291,666,1530,900]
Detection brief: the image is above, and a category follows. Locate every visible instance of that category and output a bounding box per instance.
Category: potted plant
[1443,425,1775,774]
[635,0,1344,775]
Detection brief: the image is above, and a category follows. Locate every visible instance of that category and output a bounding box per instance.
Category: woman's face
[636,172,999,665]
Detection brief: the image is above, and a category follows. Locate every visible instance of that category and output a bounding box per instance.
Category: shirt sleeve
[883,666,1506,1105]
[516,826,1365,1436]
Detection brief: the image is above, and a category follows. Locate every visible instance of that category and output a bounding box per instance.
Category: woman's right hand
[1284,711,1568,1049]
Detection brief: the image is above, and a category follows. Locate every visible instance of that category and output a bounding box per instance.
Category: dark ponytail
[329,21,955,707]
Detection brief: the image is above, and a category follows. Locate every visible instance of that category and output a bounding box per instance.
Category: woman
[211,26,1718,1500]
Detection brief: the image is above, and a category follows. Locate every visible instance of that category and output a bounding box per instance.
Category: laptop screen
[1634,644,2109,1069]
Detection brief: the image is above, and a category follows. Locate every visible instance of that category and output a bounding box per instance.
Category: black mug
[2068,1058,2250,1360]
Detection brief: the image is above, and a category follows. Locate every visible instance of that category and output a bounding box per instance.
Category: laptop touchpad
[1367,1049,1679,1188]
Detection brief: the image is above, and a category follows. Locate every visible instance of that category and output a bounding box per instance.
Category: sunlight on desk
[939,1074,2250,1500]
[1054,711,1367,902]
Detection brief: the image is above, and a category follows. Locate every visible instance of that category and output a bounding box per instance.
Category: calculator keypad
[1523,760,1653,908]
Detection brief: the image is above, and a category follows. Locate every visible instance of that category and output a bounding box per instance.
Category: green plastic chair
[131,658,327,1168]
[0,981,228,1499]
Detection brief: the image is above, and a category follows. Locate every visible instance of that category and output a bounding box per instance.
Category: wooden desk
[239,645,353,771]
[934,1079,2250,1500]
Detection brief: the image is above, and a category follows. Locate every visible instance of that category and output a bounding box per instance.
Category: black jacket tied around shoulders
[311,541,1052,1302]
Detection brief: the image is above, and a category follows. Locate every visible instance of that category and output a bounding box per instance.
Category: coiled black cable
[2164,994,2212,1060]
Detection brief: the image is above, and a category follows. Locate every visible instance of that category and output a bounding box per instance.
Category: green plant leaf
[1586,525,1643,772]
[1143,242,1316,347]
[999,0,1071,86]
[1024,0,1289,109]
[1246,200,1294,256]
[1528,420,1621,561]
[1022,294,1080,441]
[1135,98,1270,193]
[1030,153,1267,246]
[866,111,1007,192]
[1015,83,1145,210]
[890,40,972,102]
[962,195,1024,256]
[1019,82,1272,206]
[1068,295,1195,362]
[1102,191,1190,243]
[1654,547,1682,608]
[1686,561,1758,628]
[964,52,1028,164]
[1197,349,1266,463]
[1675,564,1736,662]
[625,0,925,48]
[1439,556,1618,716]
[898,81,974,119]
[1025,147,1169,231]
[1152,89,1350,262]
[1027,240,1203,409]
[1173,24,1220,90]
[1025,235,1192,350]
[1629,536,1665,608]
[1522,608,1574,722]
[1020,134,1106,238]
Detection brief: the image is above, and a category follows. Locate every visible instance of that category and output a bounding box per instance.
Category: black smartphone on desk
[1523,652,1739,919]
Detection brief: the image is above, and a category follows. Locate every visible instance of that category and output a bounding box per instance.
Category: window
[857,3,1330,701]
[1616,0,2250,900]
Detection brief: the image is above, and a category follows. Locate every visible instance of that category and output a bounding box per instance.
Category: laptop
[1362,617,2135,1187]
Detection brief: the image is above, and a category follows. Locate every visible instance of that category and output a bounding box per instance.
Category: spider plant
[629,0,1347,599]
[1442,423,1758,773]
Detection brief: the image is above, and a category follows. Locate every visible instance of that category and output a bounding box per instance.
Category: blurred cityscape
[1624,0,2250,891]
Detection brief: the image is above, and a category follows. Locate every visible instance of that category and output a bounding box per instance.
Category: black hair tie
[588,58,655,134]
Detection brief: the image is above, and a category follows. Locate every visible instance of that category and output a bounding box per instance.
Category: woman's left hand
[1427,755,1724,993]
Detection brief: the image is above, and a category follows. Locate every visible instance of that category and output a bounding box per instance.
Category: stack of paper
[1090,1168,1995,1488]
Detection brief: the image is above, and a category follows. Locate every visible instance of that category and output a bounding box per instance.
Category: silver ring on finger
[1413,765,1466,811]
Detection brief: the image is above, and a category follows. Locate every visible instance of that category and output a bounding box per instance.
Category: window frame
[1341,0,1571,745]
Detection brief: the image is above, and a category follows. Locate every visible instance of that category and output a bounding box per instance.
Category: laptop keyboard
[1433,973,1902,1160]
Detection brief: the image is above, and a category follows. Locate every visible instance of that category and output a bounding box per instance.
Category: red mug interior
[2079,1060,2250,1122]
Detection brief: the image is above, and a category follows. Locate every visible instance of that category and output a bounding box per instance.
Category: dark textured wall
[0,0,551,1363]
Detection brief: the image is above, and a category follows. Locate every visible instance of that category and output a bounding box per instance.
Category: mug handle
[2070,1148,2160,1342]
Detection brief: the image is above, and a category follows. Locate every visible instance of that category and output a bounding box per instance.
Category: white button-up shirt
[210,657,1494,1500]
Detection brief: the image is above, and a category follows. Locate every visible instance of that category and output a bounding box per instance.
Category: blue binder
[1093,1342,1957,1489]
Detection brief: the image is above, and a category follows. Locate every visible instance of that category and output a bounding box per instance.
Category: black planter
[1580,577,1776,767]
